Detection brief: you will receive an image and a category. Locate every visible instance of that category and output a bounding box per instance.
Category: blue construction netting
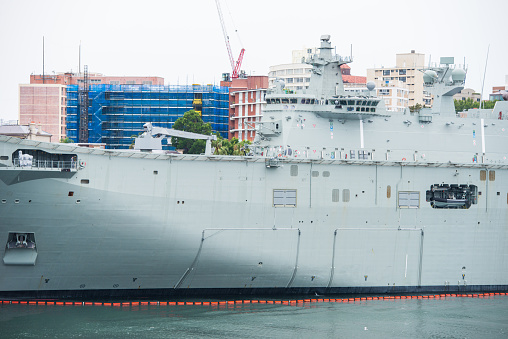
[66,84,230,149]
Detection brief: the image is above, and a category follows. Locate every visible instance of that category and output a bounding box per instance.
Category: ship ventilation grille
[290,165,298,176]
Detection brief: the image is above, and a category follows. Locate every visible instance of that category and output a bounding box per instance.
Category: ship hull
[0,139,507,299]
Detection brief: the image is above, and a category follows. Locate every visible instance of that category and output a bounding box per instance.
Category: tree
[409,103,422,113]
[171,110,212,154]
[454,98,498,113]
[454,98,479,113]
[212,136,251,155]
[60,137,72,143]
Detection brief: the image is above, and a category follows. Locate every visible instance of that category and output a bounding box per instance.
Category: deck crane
[215,0,245,79]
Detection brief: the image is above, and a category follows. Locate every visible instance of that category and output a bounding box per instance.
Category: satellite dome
[366,81,376,91]
[451,68,466,82]
[423,70,438,84]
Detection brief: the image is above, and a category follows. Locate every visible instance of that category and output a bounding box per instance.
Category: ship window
[373,101,379,106]
[340,100,347,105]
[366,101,372,106]
[356,100,362,105]
[361,107,366,112]
[342,189,350,202]
[290,165,298,176]
[290,98,297,104]
[356,107,361,112]
[347,107,354,111]
[350,150,355,159]
[305,99,311,104]
[398,191,420,208]
[301,99,306,104]
[362,101,367,106]
[387,185,391,198]
[347,100,355,105]
[273,189,297,207]
[370,108,376,112]
[0,156,8,160]
[426,184,478,209]
[81,179,89,184]
[332,189,340,202]
[312,171,319,177]
[275,98,281,104]
[323,171,330,177]
[281,98,289,104]
[310,99,315,104]
[480,170,486,181]
[489,171,495,181]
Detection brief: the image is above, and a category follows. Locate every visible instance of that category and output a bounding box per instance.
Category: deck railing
[13,159,78,170]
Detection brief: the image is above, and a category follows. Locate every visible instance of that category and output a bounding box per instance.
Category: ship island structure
[0,35,507,299]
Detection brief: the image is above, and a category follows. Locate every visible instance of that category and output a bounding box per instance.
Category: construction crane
[215,0,245,79]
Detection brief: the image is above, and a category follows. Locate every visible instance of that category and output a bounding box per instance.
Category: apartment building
[367,51,430,107]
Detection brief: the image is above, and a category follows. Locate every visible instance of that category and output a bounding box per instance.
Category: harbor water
[1,295,507,338]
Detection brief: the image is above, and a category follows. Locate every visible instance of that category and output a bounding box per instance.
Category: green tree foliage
[408,103,423,113]
[454,98,479,113]
[212,135,251,155]
[171,110,212,154]
[454,98,497,113]
[59,137,72,143]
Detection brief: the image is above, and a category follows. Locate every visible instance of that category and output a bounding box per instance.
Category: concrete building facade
[367,51,430,107]
[227,76,268,141]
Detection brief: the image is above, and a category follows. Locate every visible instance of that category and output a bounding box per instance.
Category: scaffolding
[66,84,229,149]
[78,65,89,143]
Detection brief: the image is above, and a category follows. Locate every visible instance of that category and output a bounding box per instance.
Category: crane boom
[215,0,244,78]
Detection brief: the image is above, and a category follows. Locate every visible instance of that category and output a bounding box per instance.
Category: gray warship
[1,35,507,299]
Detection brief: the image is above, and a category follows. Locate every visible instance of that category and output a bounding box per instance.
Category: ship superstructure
[0,36,507,299]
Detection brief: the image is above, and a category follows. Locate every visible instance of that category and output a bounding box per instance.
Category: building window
[383,70,390,76]
[399,77,406,82]
[273,189,297,207]
[398,191,420,208]
[399,69,406,75]
[286,78,293,83]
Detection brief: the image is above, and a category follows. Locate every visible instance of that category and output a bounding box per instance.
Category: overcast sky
[1,0,507,121]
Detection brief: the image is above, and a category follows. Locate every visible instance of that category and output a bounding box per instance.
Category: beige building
[19,84,67,142]
[345,79,409,113]
[367,51,430,107]
[453,88,481,103]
